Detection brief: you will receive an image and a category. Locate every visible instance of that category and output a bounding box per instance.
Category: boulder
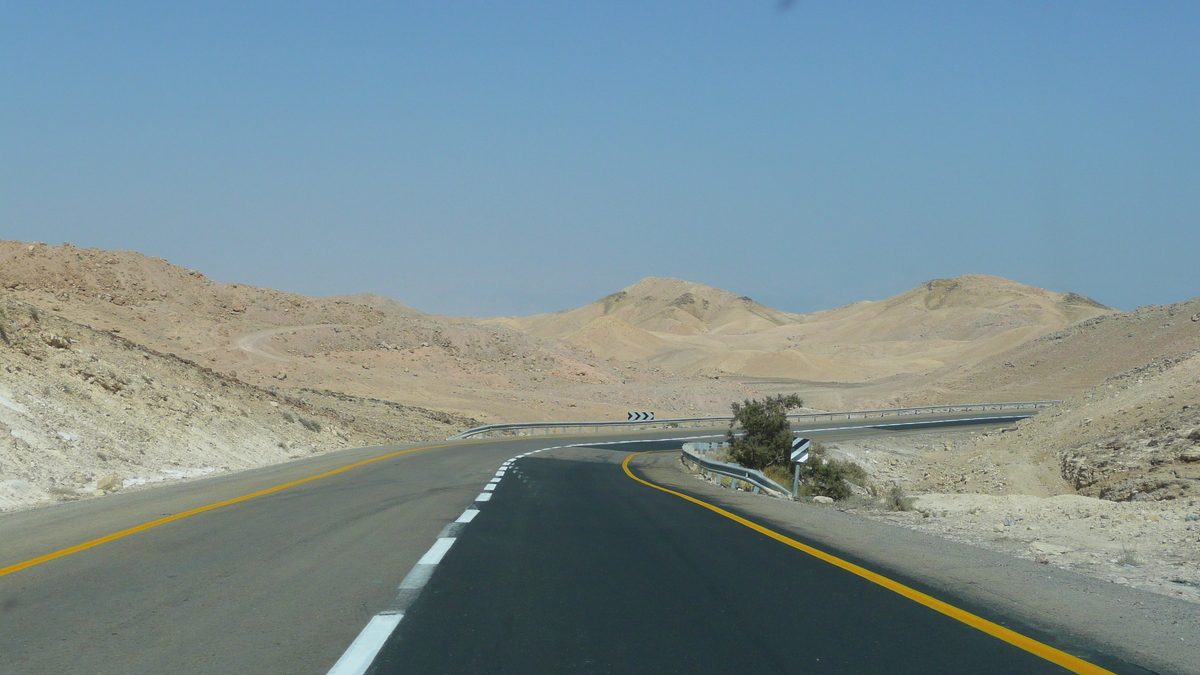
[812,495,834,505]
[41,333,71,349]
[96,474,122,491]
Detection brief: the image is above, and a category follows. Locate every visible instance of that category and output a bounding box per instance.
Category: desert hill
[988,345,1200,503]
[325,293,425,318]
[0,241,1117,421]
[833,296,1200,505]
[493,277,802,338]
[910,297,1200,405]
[895,297,1200,503]
[0,241,755,423]
[491,274,1115,386]
[0,291,475,510]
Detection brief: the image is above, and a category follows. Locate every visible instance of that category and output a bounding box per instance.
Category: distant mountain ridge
[488,274,1115,383]
[0,239,1117,418]
[492,277,802,338]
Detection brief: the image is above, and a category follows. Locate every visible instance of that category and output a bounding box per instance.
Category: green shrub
[721,398,871,501]
[763,464,794,488]
[281,411,296,423]
[726,394,804,470]
[883,484,914,511]
[790,442,869,501]
[797,455,853,500]
[299,417,322,432]
[828,457,868,486]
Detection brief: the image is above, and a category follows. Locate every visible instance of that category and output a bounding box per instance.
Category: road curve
[0,419,1193,675]
[372,447,1106,674]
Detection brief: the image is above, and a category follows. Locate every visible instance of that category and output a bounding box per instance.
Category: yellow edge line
[621,451,1116,675]
[0,441,466,579]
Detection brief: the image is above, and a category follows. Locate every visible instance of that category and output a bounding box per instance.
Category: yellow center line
[0,440,472,579]
[621,451,1116,675]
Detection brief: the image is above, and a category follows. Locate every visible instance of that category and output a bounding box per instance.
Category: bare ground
[816,429,1200,605]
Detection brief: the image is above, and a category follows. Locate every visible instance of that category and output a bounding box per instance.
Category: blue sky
[2,2,1197,316]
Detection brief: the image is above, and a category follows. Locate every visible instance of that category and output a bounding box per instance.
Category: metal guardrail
[447,401,1058,440]
[679,446,790,497]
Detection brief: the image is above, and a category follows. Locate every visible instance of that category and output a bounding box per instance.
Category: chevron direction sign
[791,437,812,463]
[627,411,655,421]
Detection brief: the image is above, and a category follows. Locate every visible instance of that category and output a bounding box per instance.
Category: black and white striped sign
[627,411,655,421]
[791,437,812,463]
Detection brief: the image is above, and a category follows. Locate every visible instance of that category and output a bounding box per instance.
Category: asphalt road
[0,415,1163,674]
[370,448,1114,675]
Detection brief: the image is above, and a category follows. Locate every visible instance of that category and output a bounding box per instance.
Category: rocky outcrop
[1062,428,1200,502]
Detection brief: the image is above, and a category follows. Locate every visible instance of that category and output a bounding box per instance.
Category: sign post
[790,437,811,497]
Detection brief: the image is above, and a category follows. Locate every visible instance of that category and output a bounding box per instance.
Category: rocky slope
[0,241,755,423]
[973,347,1200,503]
[908,297,1200,405]
[0,290,477,511]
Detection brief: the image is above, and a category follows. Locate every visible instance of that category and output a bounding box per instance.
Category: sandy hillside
[0,241,756,423]
[811,296,1200,503]
[967,345,1200,503]
[903,297,1200,406]
[0,241,1119,424]
[492,275,1114,388]
[877,297,1200,505]
[0,292,476,511]
[493,277,803,337]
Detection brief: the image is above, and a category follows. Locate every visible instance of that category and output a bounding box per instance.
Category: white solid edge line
[475,492,492,501]
[325,613,404,675]
[456,509,480,523]
[417,537,456,565]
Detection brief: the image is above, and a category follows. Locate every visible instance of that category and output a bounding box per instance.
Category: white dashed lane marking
[327,435,718,675]
[325,614,403,675]
[417,538,457,566]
